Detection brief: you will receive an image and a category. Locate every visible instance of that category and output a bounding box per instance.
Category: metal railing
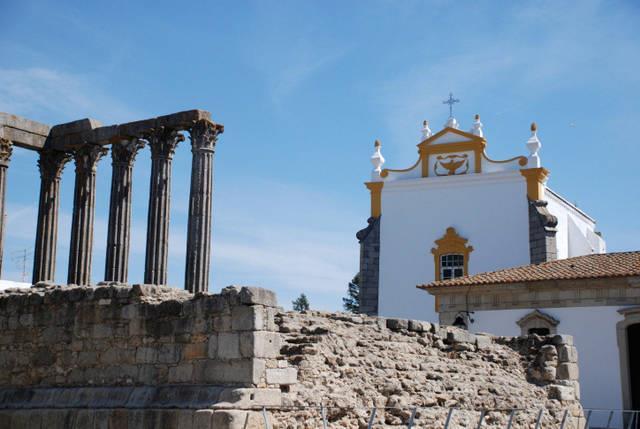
[259,406,640,428]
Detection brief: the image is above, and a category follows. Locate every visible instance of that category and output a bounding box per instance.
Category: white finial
[470,114,483,137]
[421,120,432,140]
[526,122,541,167]
[445,116,459,129]
[371,139,385,181]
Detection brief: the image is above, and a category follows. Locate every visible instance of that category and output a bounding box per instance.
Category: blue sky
[0,0,638,310]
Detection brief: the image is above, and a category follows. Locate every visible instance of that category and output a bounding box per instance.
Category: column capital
[146,128,184,160]
[111,138,145,166]
[73,143,108,173]
[189,120,224,153]
[38,149,73,181]
[0,138,13,168]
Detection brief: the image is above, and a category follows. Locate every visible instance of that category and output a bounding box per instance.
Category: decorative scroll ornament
[189,120,224,153]
[370,139,385,181]
[0,138,13,168]
[111,138,145,166]
[73,144,108,173]
[38,149,73,180]
[146,128,185,160]
[526,122,542,168]
[434,154,469,176]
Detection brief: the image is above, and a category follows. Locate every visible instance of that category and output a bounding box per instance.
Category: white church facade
[357,112,605,320]
[357,108,640,414]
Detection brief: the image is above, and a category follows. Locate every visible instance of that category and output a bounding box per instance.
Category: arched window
[516,310,559,336]
[431,227,473,281]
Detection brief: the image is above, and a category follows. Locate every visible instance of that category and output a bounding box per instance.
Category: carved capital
[111,138,145,166]
[0,138,13,168]
[146,128,184,160]
[73,144,108,174]
[189,120,223,153]
[38,149,73,181]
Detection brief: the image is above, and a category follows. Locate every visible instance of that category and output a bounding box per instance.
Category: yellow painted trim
[380,156,421,178]
[418,126,485,147]
[520,167,549,200]
[434,295,440,313]
[365,181,384,218]
[482,151,528,166]
[431,227,474,281]
[419,140,486,177]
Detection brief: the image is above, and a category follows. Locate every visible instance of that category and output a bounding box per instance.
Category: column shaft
[184,120,223,293]
[104,139,144,283]
[144,129,183,285]
[32,150,72,283]
[67,144,107,285]
[0,139,13,277]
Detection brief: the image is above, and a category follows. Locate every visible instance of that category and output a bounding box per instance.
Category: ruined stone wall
[273,311,582,428]
[0,284,284,387]
[0,285,582,428]
[0,284,292,428]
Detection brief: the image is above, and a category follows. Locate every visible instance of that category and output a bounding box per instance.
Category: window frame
[516,309,559,336]
[431,227,473,282]
[440,253,465,281]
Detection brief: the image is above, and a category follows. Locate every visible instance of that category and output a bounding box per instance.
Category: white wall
[378,171,531,321]
[546,189,605,258]
[470,306,625,411]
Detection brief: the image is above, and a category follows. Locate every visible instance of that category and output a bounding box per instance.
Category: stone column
[32,149,72,284]
[144,128,183,285]
[67,144,107,285]
[104,138,144,283]
[0,139,13,277]
[184,120,223,293]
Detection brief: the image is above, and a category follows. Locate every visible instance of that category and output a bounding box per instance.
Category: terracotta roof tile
[418,251,640,289]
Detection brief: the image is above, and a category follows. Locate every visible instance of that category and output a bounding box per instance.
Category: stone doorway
[617,307,640,411]
[628,323,640,410]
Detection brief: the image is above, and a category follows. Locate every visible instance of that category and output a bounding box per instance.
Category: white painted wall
[469,306,626,411]
[546,189,605,258]
[378,171,531,321]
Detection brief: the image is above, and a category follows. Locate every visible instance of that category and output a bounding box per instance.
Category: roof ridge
[419,251,640,289]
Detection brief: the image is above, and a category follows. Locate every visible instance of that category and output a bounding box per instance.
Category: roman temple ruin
[0,110,223,292]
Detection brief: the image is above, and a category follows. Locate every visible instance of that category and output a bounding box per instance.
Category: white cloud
[0,67,140,124]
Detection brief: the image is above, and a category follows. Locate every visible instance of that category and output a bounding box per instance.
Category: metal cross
[443,92,460,117]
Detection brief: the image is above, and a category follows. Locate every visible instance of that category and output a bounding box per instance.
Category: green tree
[342,274,360,313]
[292,293,310,312]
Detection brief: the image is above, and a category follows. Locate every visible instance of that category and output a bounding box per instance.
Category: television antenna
[11,248,33,283]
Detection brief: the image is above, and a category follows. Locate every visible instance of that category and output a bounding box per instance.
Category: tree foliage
[342,274,360,313]
[292,293,310,312]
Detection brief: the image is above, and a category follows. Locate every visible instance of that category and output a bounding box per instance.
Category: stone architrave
[67,144,108,285]
[32,149,72,283]
[104,138,145,283]
[0,138,13,276]
[144,128,184,285]
[184,120,223,293]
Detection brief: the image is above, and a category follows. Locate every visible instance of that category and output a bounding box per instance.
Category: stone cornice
[383,169,523,192]
[428,276,640,314]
